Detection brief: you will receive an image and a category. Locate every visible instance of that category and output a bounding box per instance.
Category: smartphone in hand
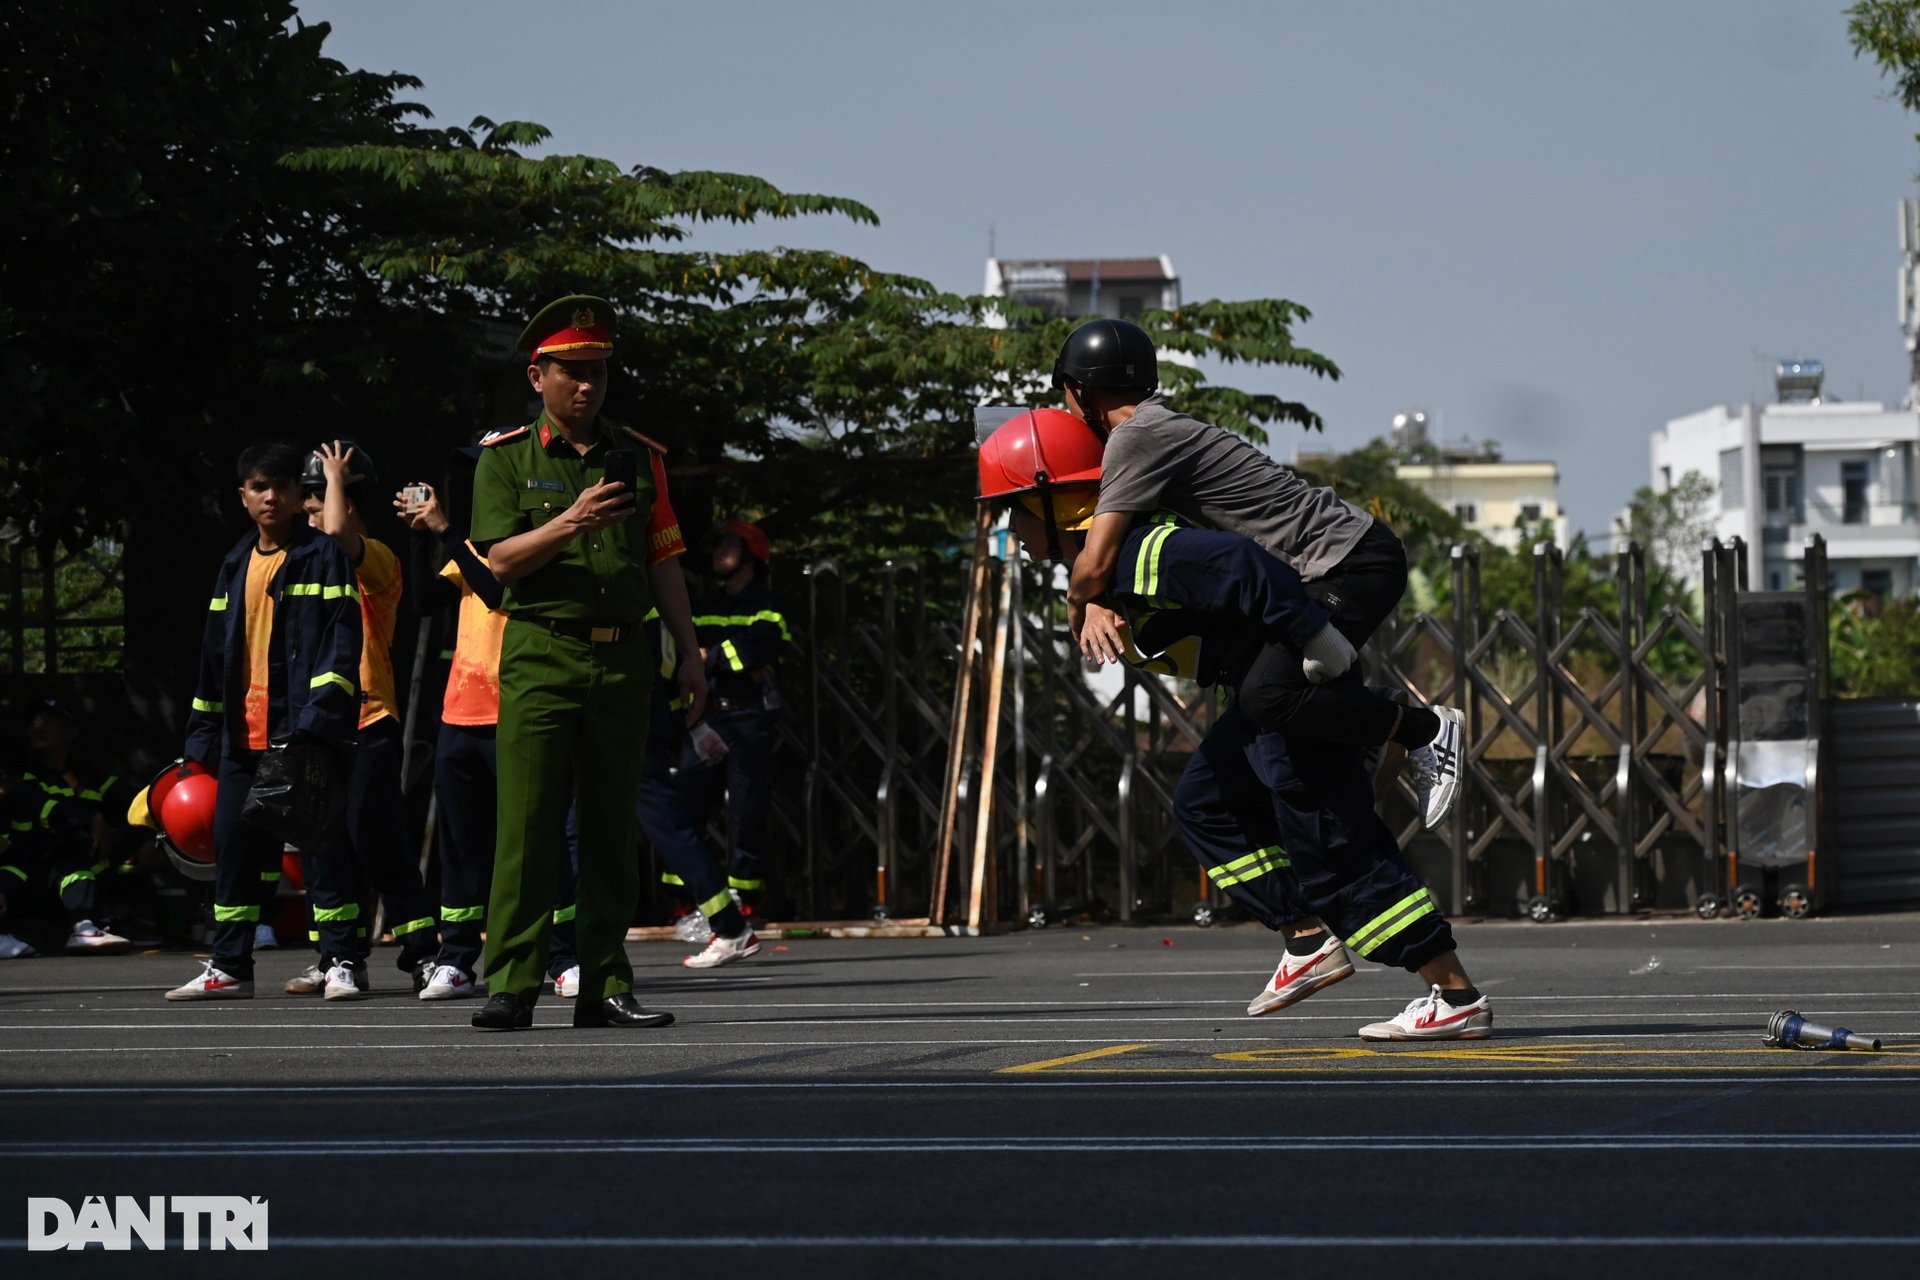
[602,449,638,509]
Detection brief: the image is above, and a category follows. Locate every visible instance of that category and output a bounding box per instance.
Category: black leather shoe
[573,993,674,1029]
[471,991,535,1031]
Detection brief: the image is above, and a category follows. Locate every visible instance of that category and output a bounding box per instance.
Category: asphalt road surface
[4,915,1919,1279]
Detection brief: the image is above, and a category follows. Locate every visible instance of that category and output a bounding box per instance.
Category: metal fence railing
[753,527,1855,926]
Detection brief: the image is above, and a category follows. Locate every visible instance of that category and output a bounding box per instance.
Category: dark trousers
[328,716,438,968]
[1230,522,1413,745]
[214,749,362,977]
[635,709,737,923]
[0,836,101,929]
[672,708,777,896]
[1174,709,1455,973]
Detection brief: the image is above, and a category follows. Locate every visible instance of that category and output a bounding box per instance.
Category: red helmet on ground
[158,769,218,882]
[977,408,1103,502]
[715,519,771,565]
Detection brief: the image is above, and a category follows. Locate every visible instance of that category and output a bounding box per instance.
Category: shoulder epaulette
[619,426,669,456]
[480,425,532,448]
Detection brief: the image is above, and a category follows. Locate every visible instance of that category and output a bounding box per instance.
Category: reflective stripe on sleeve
[191,697,225,714]
[552,905,578,925]
[721,639,745,672]
[691,610,792,641]
[311,672,356,695]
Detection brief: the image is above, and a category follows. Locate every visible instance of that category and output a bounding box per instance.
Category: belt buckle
[589,625,619,644]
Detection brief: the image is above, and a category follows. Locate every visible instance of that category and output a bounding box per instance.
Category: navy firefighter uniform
[683,522,786,909]
[182,523,366,983]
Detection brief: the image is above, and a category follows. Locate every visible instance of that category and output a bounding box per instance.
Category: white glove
[1301,623,1356,684]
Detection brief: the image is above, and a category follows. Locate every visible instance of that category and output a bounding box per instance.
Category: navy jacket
[184,524,364,763]
[692,577,788,705]
[1114,520,1330,684]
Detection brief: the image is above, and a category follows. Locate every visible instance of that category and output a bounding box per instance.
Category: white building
[1650,361,1920,596]
[1395,456,1569,550]
[983,255,1181,323]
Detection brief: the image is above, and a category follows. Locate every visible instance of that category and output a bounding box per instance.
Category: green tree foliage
[1617,471,1716,587]
[1,0,1338,699]
[1830,593,1920,696]
[281,125,1340,567]
[1850,0,1920,118]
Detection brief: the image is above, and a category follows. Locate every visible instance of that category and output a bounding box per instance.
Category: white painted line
[5,1133,1919,1157]
[4,1232,1916,1250]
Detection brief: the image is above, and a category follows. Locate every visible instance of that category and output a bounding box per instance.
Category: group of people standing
[162,295,784,1031]
[68,291,1485,1043]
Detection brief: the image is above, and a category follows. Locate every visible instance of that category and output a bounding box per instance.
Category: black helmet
[300,441,379,493]
[1052,318,1158,395]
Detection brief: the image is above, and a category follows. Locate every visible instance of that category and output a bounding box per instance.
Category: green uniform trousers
[486,619,652,1000]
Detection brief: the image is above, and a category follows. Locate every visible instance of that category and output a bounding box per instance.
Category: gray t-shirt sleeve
[1095,424,1180,515]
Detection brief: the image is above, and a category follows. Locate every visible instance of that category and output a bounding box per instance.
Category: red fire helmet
[977,408,1103,502]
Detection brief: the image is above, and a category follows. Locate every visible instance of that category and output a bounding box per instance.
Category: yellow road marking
[1001,1041,1919,1074]
[1000,1043,1155,1074]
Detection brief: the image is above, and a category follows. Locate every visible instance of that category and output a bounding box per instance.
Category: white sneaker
[1,933,40,960]
[65,920,132,955]
[1358,984,1492,1041]
[166,963,253,1001]
[253,923,280,951]
[285,962,327,995]
[674,911,713,944]
[1407,707,1465,829]
[419,964,477,1001]
[683,929,761,970]
[322,960,371,1001]
[1247,933,1354,1016]
[552,965,581,999]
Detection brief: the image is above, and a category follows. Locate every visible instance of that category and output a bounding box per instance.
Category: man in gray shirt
[1056,318,1462,827]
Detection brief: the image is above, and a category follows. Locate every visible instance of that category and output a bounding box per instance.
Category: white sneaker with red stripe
[1248,933,1355,1016]
[683,929,760,969]
[1358,984,1492,1040]
[165,963,253,1001]
[552,965,581,999]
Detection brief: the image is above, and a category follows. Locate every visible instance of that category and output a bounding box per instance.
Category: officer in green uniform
[467,295,706,1031]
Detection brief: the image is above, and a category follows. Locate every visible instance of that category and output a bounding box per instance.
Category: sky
[299,0,1920,538]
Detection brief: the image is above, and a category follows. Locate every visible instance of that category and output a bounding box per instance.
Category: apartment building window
[1519,502,1543,521]
[1763,469,1799,524]
[1454,502,1478,523]
[1842,461,1869,524]
[1862,568,1893,600]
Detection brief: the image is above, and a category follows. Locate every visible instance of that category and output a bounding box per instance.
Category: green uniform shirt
[470,411,659,623]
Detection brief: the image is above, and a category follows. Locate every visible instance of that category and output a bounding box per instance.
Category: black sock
[1284,929,1328,957]
[1441,984,1481,1005]
[1391,706,1442,749]
[709,903,749,939]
